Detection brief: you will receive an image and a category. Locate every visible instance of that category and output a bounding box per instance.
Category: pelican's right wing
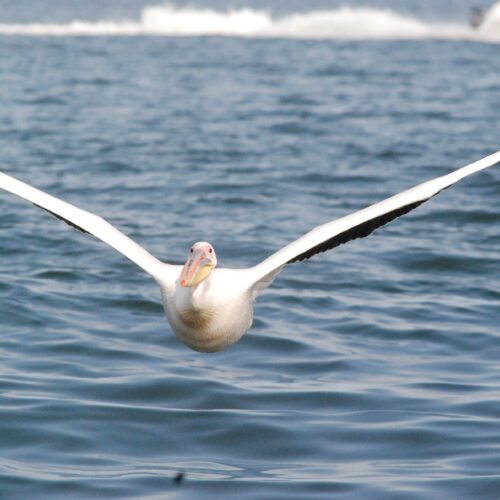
[0,171,178,282]
[250,151,500,296]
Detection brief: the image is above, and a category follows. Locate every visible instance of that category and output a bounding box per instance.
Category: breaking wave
[0,4,498,43]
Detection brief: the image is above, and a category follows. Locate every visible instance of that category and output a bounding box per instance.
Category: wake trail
[0,4,498,43]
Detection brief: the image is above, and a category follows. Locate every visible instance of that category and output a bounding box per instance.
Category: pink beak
[179,249,210,287]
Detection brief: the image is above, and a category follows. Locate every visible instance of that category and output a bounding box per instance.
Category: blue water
[0,2,499,499]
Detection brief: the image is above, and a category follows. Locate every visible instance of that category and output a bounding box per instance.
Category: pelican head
[179,241,217,287]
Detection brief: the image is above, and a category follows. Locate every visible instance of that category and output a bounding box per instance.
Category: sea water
[0,1,499,498]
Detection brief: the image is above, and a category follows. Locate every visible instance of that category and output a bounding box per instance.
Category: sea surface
[0,1,499,499]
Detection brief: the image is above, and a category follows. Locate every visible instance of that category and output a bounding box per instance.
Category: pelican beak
[179,243,216,287]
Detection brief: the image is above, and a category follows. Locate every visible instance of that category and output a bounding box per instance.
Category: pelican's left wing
[250,151,500,295]
[0,171,177,282]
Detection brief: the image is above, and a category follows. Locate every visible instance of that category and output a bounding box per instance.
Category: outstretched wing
[0,171,176,282]
[250,151,500,294]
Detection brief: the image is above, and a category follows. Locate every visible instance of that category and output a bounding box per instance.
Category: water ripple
[0,31,499,499]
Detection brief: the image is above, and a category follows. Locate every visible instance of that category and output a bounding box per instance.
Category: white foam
[0,4,497,43]
[141,5,270,35]
[477,3,500,35]
[265,8,431,39]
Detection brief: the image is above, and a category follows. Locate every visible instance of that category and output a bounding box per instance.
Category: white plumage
[1,151,498,352]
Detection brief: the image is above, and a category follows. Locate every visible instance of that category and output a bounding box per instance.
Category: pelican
[1,152,499,352]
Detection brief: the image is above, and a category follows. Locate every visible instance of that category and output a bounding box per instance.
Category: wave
[0,4,498,43]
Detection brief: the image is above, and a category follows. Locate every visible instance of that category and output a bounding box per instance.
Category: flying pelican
[0,152,499,352]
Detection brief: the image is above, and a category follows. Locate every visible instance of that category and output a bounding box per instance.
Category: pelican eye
[209,248,213,253]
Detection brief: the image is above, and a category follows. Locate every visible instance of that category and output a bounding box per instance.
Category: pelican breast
[178,306,216,329]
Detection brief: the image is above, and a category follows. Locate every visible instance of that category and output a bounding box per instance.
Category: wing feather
[250,151,500,293]
[286,199,425,264]
[0,171,175,281]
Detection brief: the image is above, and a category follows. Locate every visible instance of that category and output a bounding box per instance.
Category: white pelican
[0,152,499,352]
